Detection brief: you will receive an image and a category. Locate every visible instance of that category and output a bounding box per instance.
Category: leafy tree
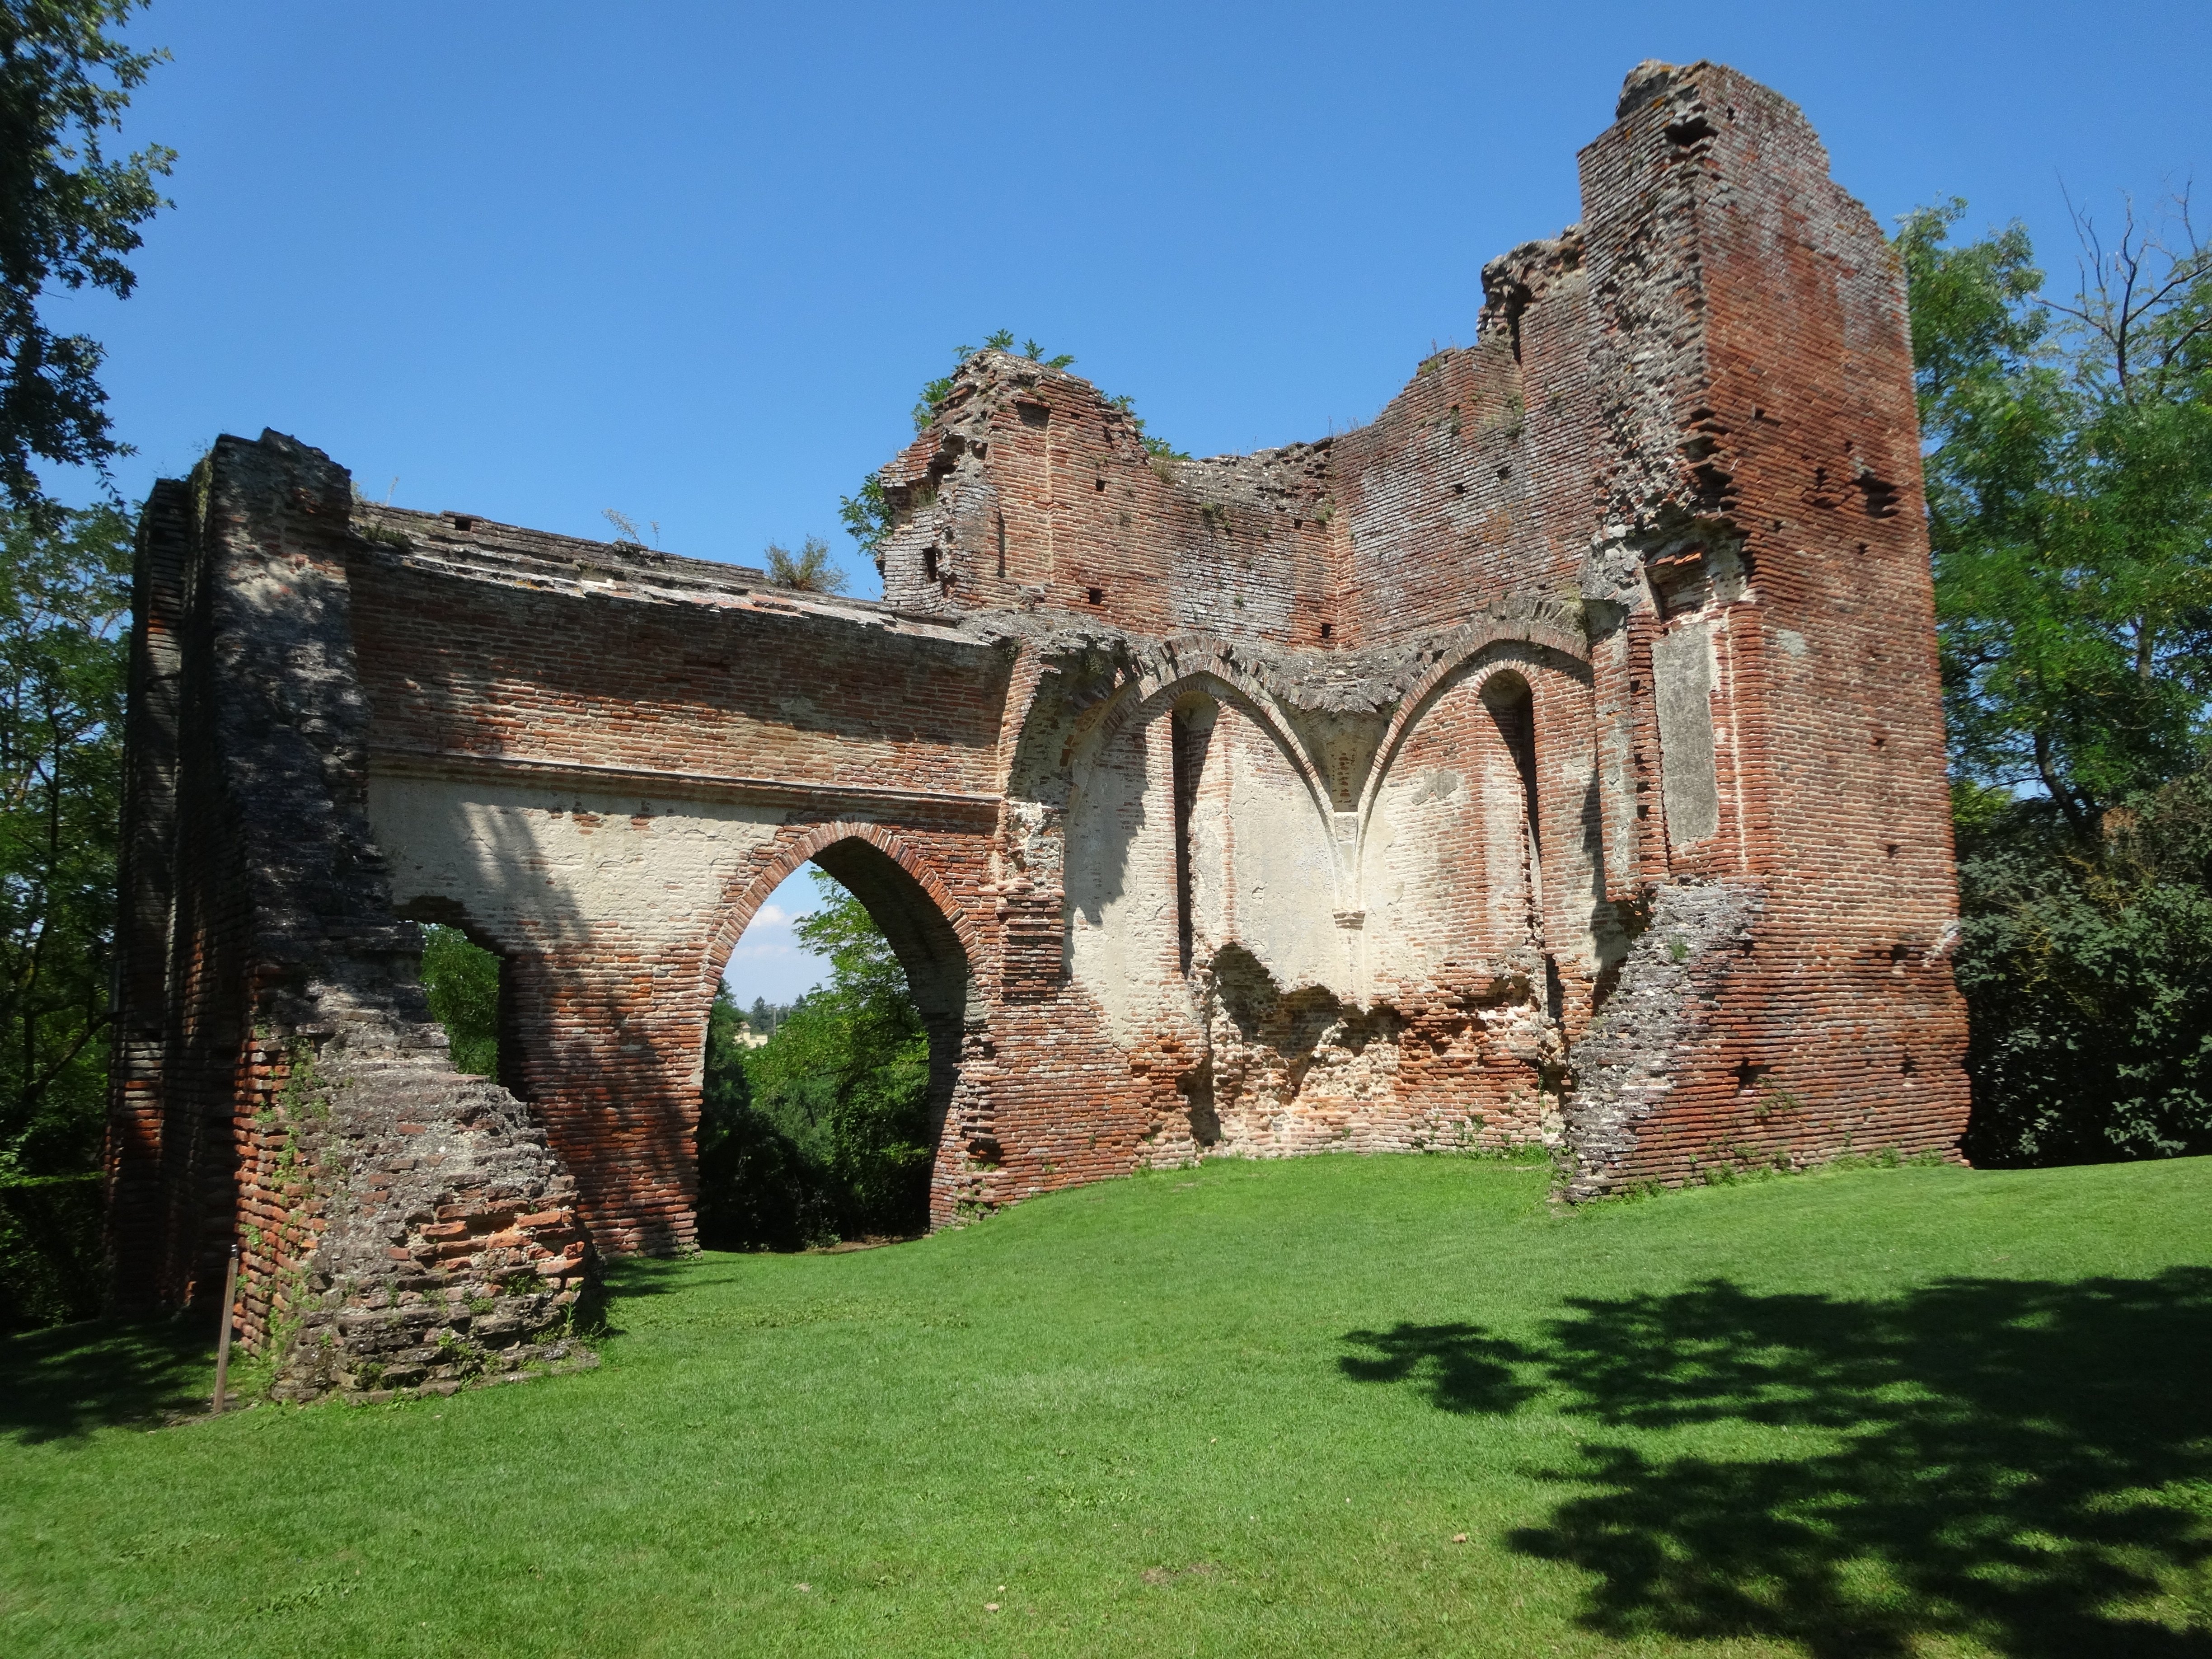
[0,501,127,1183]
[1899,197,2212,836]
[696,981,820,1249]
[764,532,846,594]
[419,924,498,1077]
[1903,196,2212,1164]
[696,871,932,1247]
[1953,770,2212,1164]
[0,0,173,524]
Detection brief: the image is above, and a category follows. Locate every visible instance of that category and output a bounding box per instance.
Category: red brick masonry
[107,61,1968,1400]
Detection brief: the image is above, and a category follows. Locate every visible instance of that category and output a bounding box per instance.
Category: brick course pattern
[108,61,1969,1398]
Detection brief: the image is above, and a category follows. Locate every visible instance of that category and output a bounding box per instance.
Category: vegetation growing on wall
[838,331,1184,566]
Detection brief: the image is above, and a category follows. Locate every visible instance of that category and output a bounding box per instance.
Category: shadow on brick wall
[1342,1268,2212,1655]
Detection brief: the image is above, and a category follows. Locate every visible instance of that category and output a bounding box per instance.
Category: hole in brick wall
[414,921,503,1082]
[1017,402,1050,428]
[1665,116,1717,147]
[1887,842,1901,859]
[1873,733,1888,751]
[1087,586,1105,605]
[1319,621,1334,641]
[1739,936,1755,956]
[1094,478,1106,492]
[1452,483,1467,496]
[1855,471,1901,517]
[1900,1054,1918,1076]
[1889,942,1911,964]
[1293,518,1304,530]
[450,514,475,531]
[922,546,940,584]
[1496,464,1511,479]
[1734,1060,1770,1095]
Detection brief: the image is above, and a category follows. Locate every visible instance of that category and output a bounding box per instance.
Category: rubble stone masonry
[108,61,1969,1400]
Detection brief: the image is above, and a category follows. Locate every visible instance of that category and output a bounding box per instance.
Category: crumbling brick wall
[107,436,599,1401]
[108,59,1970,1397]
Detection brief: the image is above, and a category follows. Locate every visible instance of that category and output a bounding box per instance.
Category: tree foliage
[1953,773,2212,1164]
[419,923,499,1078]
[0,501,126,1183]
[0,0,172,522]
[1900,197,2212,834]
[1903,196,2212,1164]
[697,871,932,1248]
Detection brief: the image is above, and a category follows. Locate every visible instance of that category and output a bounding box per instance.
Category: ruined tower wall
[1331,316,1595,647]
[876,353,1340,642]
[108,62,1974,1395]
[1558,63,1970,1189]
[106,483,191,1312]
[108,436,602,1399]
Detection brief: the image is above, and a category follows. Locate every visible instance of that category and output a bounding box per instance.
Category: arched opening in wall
[696,838,973,1252]
[1481,671,1562,1019]
[413,916,507,1082]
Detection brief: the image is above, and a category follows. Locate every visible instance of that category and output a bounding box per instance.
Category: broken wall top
[867,59,1914,669]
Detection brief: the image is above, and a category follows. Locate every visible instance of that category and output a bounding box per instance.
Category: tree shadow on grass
[0,1313,217,1444]
[593,1253,757,1337]
[1336,1320,1540,1415]
[1340,1269,2212,1657]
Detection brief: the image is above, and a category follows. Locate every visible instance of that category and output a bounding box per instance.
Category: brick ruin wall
[106,60,1970,1400]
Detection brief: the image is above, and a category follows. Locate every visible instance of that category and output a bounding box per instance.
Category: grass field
[4,1153,2209,1657]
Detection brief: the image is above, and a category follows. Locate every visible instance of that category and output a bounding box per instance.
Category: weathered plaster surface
[367,776,784,955]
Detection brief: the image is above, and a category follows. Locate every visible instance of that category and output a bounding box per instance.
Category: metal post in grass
[212,1246,239,1415]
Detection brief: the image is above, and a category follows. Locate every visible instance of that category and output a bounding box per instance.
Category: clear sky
[61,0,2210,1003]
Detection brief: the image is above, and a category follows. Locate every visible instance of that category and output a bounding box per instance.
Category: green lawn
[4,1154,2209,1658]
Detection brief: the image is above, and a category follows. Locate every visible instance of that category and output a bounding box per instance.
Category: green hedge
[0,1172,104,1330]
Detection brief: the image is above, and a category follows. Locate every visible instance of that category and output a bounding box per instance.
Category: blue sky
[63,0,2209,1003]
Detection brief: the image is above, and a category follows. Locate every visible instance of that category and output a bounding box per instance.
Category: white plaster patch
[366,775,785,955]
[1652,617,1720,848]
[1064,715,1179,1044]
[1210,710,1351,998]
